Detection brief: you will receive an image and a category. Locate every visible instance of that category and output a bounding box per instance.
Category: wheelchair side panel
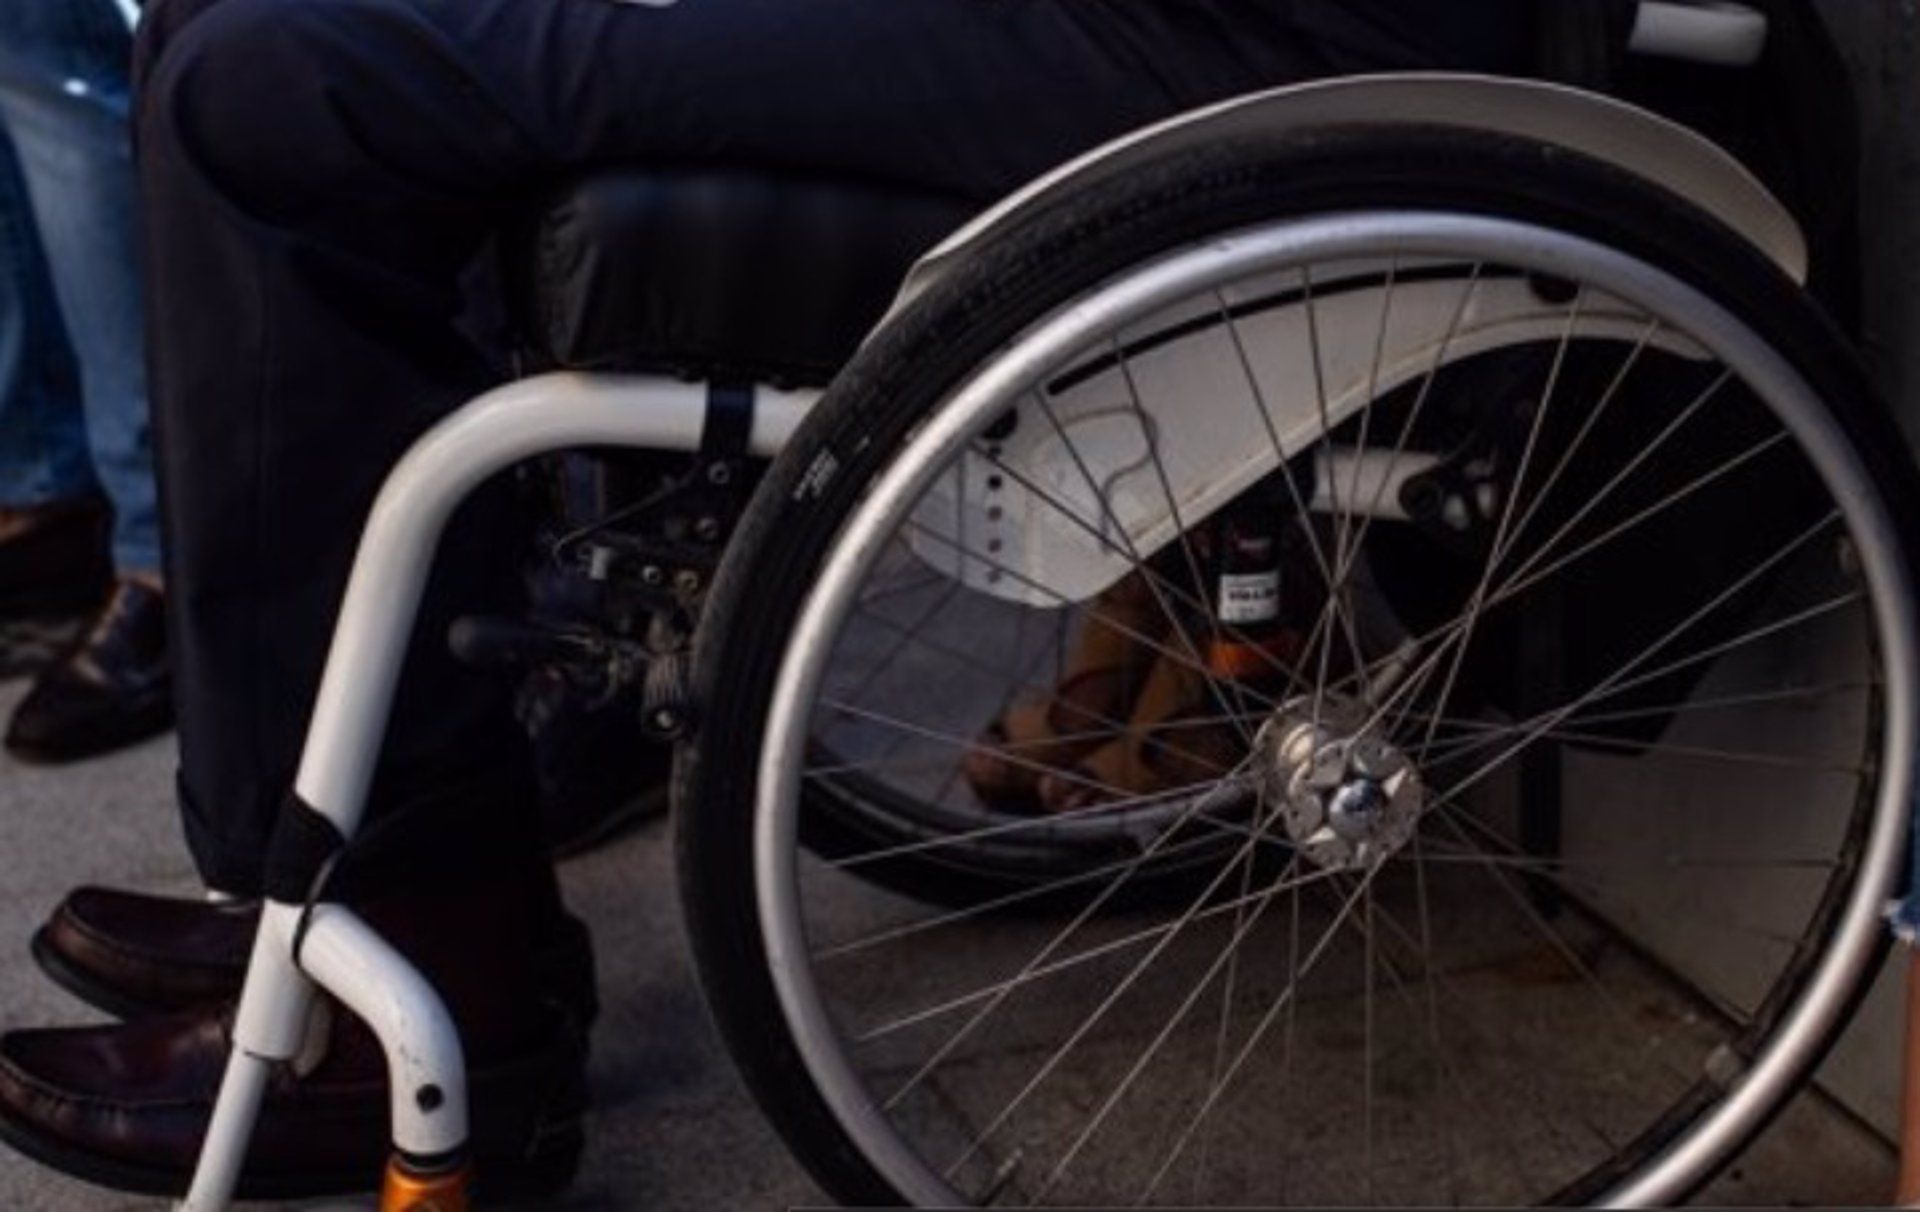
[908,259,1708,608]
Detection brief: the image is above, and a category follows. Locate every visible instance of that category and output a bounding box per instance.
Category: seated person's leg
[0,0,1528,1197]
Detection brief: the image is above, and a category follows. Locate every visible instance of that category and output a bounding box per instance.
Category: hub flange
[1257,696,1424,870]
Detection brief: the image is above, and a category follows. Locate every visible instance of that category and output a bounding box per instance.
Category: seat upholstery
[506,169,977,386]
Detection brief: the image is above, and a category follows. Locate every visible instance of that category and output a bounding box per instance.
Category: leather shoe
[0,497,111,622]
[5,578,171,764]
[33,886,600,1027]
[32,888,255,1019]
[0,1000,585,1201]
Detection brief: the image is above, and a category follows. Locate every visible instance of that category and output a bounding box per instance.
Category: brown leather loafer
[0,497,111,622]
[5,579,172,764]
[34,886,600,1027]
[32,888,255,1019]
[0,1002,585,1202]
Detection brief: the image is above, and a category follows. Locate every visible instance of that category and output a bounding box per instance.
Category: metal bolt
[1327,779,1387,840]
[694,516,723,543]
[1837,536,1860,577]
[674,569,703,595]
[641,565,665,587]
[1402,479,1443,518]
[587,546,614,582]
[1349,737,1401,780]
[706,462,733,486]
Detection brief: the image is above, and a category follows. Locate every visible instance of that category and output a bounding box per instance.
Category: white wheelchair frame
[170,39,1807,1212]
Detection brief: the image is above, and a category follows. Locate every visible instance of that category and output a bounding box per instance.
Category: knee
[135,0,234,53]
[132,0,240,98]
[136,0,381,211]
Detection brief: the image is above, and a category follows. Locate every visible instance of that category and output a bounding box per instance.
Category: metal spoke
[1318,381,1776,724]
[1391,289,1588,747]
[804,709,1255,781]
[974,417,1313,702]
[814,829,1293,963]
[1409,721,1867,777]
[1398,592,1865,779]
[1135,853,1392,1200]
[1495,317,1661,563]
[837,579,968,711]
[853,861,1335,1046]
[1420,809,1816,951]
[1105,343,1263,750]
[881,756,1258,1112]
[1493,367,1738,597]
[1354,877,1623,1192]
[1407,827,1462,1204]
[1211,289,1371,696]
[1423,803,1720,1097]
[943,782,1312,1170]
[815,703,1251,867]
[1389,680,1870,739]
[1029,852,1313,1200]
[900,517,1288,717]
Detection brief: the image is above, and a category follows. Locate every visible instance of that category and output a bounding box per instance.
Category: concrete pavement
[0,673,1896,1209]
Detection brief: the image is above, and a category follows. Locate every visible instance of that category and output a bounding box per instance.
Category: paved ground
[0,668,1897,1210]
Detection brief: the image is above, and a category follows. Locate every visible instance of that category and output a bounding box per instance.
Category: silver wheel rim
[752,212,1916,1206]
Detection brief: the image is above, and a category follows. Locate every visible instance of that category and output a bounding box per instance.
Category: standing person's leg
[0,121,107,623]
[0,0,172,762]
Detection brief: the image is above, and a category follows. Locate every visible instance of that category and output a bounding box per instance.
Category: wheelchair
[173,14,1918,1210]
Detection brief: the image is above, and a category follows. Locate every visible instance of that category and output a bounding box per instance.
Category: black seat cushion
[505,169,976,386]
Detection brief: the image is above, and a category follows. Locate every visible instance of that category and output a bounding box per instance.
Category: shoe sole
[0,1084,585,1203]
[2,707,174,767]
[0,1102,351,1201]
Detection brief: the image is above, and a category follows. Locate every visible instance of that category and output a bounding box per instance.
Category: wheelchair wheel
[676,127,1918,1206]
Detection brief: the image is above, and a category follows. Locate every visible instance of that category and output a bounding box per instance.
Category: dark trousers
[132,0,1523,896]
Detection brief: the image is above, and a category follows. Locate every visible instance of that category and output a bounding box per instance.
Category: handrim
[752,211,1916,1207]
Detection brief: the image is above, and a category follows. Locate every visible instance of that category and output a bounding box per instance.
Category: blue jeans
[0,0,155,576]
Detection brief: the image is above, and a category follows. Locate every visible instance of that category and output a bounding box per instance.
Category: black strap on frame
[263,792,351,965]
[701,382,756,458]
[264,791,349,905]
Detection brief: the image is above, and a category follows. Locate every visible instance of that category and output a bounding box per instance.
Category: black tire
[676,126,1919,1206]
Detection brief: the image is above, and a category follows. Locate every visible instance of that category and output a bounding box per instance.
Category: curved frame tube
[176,373,814,1211]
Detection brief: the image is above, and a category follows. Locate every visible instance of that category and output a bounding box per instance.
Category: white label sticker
[1218,572,1280,625]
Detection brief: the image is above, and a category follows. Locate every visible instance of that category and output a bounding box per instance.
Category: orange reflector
[380,1154,471,1212]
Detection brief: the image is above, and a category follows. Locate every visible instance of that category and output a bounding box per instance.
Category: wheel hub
[1258,697,1424,870]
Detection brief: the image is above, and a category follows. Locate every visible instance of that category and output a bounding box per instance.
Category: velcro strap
[263,792,349,905]
[701,383,755,457]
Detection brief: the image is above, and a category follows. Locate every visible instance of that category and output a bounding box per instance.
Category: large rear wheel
[677,130,1917,1206]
